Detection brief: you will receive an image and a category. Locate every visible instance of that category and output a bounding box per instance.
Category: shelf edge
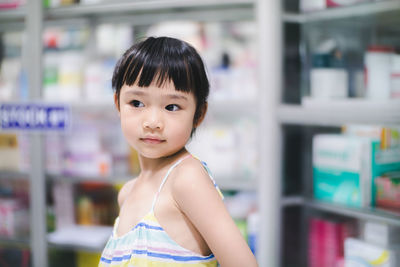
[45,0,254,18]
[305,199,400,227]
[283,0,400,23]
[278,103,400,127]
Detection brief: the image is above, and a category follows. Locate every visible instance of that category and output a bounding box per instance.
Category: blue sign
[0,103,70,131]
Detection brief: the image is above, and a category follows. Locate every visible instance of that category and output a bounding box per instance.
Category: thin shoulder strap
[150,154,192,212]
[194,157,224,200]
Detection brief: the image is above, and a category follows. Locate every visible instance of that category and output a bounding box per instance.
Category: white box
[363,221,400,247]
[345,238,400,267]
[310,68,348,99]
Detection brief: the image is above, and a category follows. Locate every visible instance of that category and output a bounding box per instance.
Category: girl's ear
[194,102,208,128]
[114,93,120,114]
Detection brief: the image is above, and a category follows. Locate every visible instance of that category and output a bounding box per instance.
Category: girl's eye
[165,104,180,111]
[131,100,144,108]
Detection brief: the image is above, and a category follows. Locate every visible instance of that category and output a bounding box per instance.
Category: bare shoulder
[118,178,137,207]
[171,157,258,266]
[172,158,213,192]
[171,157,221,207]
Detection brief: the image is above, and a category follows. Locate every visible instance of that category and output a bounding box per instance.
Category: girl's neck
[138,147,189,178]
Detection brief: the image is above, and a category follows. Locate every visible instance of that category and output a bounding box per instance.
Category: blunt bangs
[112,37,209,103]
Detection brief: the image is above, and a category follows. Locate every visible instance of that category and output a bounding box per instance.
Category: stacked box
[308,217,355,267]
[345,238,400,267]
[313,134,400,207]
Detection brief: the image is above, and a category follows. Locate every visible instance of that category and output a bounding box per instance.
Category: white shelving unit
[9,1,400,266]
[1,1,268,266]
[255,1,282,266]
[278,1,400,266]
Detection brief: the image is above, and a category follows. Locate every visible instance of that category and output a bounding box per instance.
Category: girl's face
[116,80,197,159]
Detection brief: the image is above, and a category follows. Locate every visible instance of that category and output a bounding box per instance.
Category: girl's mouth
[141,138,164,144]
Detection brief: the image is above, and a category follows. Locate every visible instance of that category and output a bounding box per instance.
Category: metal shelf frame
[256,0,282,266]
[26,1,47,267]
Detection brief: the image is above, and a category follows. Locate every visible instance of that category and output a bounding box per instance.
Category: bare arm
[172,162,258,267]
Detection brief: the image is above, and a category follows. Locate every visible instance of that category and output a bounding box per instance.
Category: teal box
[370,140,400,206]
[313,134,400,207]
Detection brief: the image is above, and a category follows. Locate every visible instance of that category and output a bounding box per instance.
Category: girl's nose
[143,109,163,130]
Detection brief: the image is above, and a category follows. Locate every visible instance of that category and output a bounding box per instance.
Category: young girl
[99,36,258,267]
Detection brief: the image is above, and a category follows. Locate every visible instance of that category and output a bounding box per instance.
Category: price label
[0,103,70,131]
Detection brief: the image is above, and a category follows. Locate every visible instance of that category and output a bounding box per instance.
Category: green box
[313,134,400,207]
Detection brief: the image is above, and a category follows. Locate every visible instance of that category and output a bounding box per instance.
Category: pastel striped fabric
[99,155,222,267]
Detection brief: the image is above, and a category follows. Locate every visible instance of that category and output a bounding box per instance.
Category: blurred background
[0,0,400,266]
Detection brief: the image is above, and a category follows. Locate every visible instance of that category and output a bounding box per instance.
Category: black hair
[112,36,209,134]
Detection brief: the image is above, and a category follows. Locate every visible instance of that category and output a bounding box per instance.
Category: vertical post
[256,0,283,266]
[26,1,47,267]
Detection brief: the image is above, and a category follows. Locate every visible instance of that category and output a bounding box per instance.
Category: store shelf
[208,99,258,118]
[0,170,29,180]
[68,101,118,121]
[281,196,305,207]
[305,199,400,227]
[282,196,400,227]
[283,0,400,23]
[48,242,104,253]
[45,0,254,20]
[70,99,257,118]
[0,237,30,247]
[0,7,25,31]
[48,174,132,185]
[49,174,256,191]
[278,100,400,126]
[0,7,25,21]
[216,177,256,191]
[47,224,112,252]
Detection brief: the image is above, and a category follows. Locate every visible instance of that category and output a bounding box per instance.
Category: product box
[344,238,400,267]
[77,251,101,267]
[309,217,355,267]
[312,134,400,207]
[375,172,400,212]
[0,134,20,171]
[362,221,400,247]
[0,198,29,238]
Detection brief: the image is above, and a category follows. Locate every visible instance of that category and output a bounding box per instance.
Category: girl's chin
[136,149,170,159]
[137,149,186,160]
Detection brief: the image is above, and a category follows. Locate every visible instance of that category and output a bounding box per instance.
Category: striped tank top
[99,155,223,267]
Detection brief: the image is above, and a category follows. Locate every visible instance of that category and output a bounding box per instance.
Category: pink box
[0,198,29,238]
